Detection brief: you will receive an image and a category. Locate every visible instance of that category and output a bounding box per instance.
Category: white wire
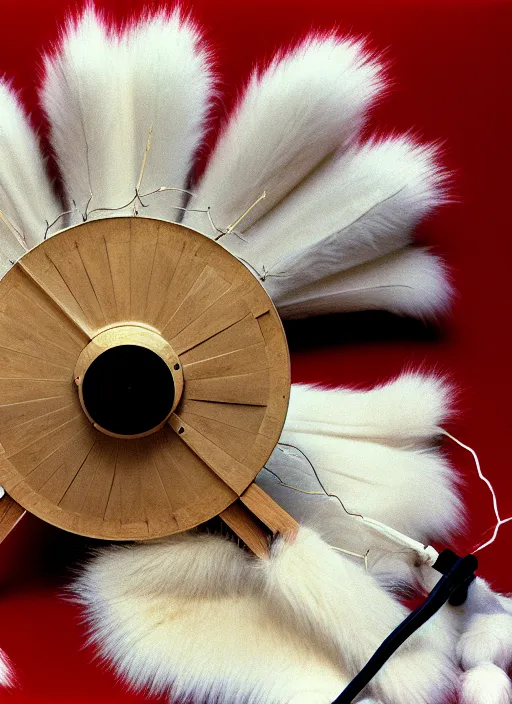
[442,429,512,553]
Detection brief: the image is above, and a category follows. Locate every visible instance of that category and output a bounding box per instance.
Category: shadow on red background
[0,0,510,701]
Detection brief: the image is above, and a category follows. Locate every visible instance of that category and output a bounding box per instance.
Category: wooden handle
[220,482,299,558]
[0,492,25,543]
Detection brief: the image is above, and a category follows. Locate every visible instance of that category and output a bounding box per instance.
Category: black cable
[332,551,478,704]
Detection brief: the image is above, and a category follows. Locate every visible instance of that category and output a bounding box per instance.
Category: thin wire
[443,429,512,553]
[44,202,78,239]
[277,442,364,519]
[272,443,438,566]
[262,465,370,570]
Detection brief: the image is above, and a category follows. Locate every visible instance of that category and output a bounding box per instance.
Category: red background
[0,0,510,701]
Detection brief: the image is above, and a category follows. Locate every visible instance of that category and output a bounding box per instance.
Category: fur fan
[0,5,510,704]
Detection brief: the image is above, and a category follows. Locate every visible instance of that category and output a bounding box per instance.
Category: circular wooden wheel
[0,218,290,540]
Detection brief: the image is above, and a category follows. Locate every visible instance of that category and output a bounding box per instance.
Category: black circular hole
[81,345,175,436]
[174,363,180,370]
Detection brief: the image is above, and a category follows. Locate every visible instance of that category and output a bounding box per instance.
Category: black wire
[332,551,478,703]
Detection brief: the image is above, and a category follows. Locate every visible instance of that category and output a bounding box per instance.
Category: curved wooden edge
[220,482,299,558]
[0,492,25,543]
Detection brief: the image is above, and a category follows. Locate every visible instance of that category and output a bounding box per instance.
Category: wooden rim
[0,217,290,540]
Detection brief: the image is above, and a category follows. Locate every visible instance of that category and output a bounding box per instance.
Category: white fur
[75,527,457,704]
[461,664,512,704]
[0,648,14,687]
[258,376,461,585]
[41,7,213,224]
[0,80,60,261]
[283,374,453,445]
[184,36,383,235]
[226,138,445,291]
[456,579,512,683]
[275,247,452,319]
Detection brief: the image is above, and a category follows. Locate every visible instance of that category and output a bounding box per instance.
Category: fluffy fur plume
[183,37,450,320]
[0,81,60,265]
[74,528,458,704]
[275,247,452,320]
[0,648,14,688]
[460,664,512,704]
[228,138,445,292]
[185,35,384,234]
[41,7,213,224]
[258,375,461,586]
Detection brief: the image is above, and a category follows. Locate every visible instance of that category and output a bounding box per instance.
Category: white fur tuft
[41,6,213,224]
[456,579,512,677]
[74,527,457,704]
[461,663,512,704]
[0,648,15,687]
[185,35,384,234]
[284,373,453,444]
[275,247,453,319]
[0,80,60,266]
[227,137,445,290]
[459,612,512,672]
[258,374,461,586]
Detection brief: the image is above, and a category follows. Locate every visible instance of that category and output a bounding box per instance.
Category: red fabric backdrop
[0,0,510,701]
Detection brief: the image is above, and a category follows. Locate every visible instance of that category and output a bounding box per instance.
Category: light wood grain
[0,217,290,541]
[241,483,299,539]
[169,414,252,494]
[184,370,270,406]
[220,501,270,559]
[0,493,25,543]
[179,314,264,366]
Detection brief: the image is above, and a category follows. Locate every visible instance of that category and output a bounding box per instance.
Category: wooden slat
[118,440,147,537]
[39,428,97,504]
[0,379,72,407]
[176,399,266,434]
[77,227,118,322]
[0,311,78,369]
[145,227,186,324]
[8,414,87,477]
[184,370,269,406]
[240,483,299,539]
[0,347,71,381]
[179,314,264,366]
[169,289,251,355]
[129,219,159,321]
[0,494,25,543]
[162,266,231,339]
[169,414,253,494]
[178,411,256,462]
[154,239,205,331]
[58,438,105,512]
[0,401,78,457]
[7,435,90,506]
[16,250,94,337]
[220,501,270,559]
[0,396,73,432]
[183,342,268,381]
[104,225,132,321]
[45,240,107,331]
[136,439,178,534]
[2,275,87,353]
[79,437,119,519]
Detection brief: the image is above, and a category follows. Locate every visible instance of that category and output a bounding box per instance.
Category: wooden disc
[0,218,290,540]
